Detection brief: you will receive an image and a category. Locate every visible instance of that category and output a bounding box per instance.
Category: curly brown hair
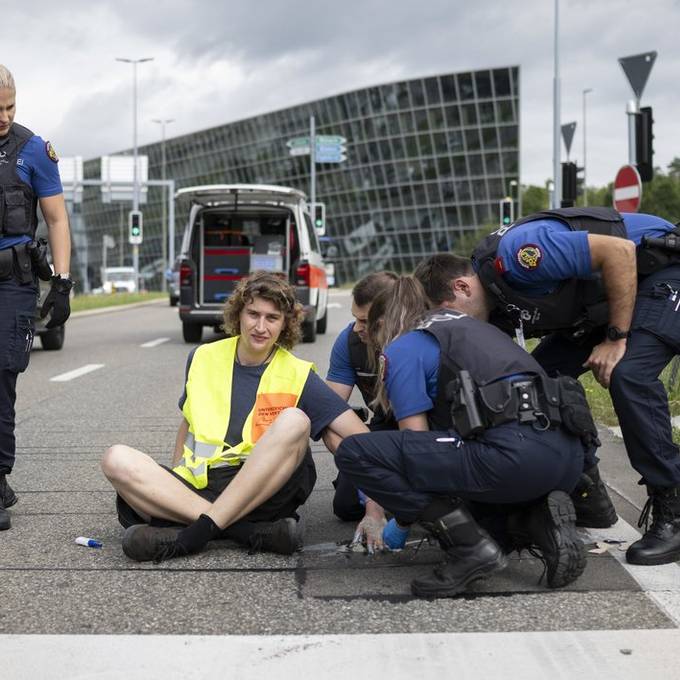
[222,271,305,349]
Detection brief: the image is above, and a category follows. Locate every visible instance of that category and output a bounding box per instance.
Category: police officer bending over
[325,271,398,521]
[452,206,680,566]
[0,65,72,531]
[335,276,589,598]
[102,272,374,561]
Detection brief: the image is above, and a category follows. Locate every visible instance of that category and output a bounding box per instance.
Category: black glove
[40,275,73,328]
[175,513,222,554]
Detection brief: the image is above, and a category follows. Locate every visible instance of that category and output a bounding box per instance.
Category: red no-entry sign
[613,164,642,213]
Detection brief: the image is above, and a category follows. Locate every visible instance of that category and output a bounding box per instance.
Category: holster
[555,375,600,448]
[26,239,53,281]
[12,243,34,284]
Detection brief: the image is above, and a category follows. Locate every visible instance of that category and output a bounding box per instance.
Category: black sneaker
[570,465,618,528]
[411,534,508,598]
[508,491,586,588]
[122,524,183,562]
[248,518,302,555]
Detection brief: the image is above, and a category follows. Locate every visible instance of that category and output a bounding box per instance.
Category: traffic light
[312,203,326,235]
[636,106,654,182]
[128,210,143,245]
[499,197,513,227]
[561,162,578,207]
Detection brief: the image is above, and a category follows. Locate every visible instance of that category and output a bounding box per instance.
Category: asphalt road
[2,290,680,678]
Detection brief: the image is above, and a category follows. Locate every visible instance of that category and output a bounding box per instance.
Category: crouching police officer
[336,277,589,597]
[465,207,680,565]
[0,65,72,530]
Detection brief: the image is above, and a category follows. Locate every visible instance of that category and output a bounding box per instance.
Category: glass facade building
[78,66,519,288]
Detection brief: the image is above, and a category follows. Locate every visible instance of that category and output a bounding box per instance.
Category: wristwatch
[52,274,74,293]
[606,325,630,341]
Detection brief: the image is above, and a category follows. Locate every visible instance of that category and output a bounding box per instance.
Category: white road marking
[326,302,342,309]
[49,364,104,382]
[4,630,680,679]
[587,519,680,625]
[140,337,170,348]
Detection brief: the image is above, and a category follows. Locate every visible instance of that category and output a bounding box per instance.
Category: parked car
[34,277,65,351]
[168,257,180,307]
[175,184,328,343]
[102,266,137,294]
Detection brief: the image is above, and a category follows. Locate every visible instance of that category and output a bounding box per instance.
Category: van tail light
[180,263,193,286]
[295,262,311,286]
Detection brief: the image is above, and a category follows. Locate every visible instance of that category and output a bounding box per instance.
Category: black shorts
[116,449,317,528]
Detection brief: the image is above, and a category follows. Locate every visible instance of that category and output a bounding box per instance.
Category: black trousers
[0,275,38,474]
[533,265,680,488]
[335,422,584,524]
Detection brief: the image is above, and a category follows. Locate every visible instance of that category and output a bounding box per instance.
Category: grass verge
[71,292,166,313]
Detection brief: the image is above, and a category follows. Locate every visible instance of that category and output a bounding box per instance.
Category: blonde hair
[0,65,16,91]
[367,276,431,413]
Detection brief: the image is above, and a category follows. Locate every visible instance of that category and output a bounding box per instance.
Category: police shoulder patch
[516,244,542,270]
[45,141,59,163]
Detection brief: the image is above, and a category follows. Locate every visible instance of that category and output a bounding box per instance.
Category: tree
[668,157,680,179]
[522,185,549,215]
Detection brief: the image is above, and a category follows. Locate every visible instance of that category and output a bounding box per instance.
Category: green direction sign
[315,135,346,145]
[287,136,310,148]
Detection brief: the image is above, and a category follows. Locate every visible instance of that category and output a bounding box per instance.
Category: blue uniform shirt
[0,132,63,250]
[382,331,440,421]
[496,213,676,295]
[326,323,357,386]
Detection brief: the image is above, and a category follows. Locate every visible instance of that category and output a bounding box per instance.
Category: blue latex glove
[382,518,410,550]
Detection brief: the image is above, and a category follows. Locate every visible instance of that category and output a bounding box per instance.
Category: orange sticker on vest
[251,392,298,441]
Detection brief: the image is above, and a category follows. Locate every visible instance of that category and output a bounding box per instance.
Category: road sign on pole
[618,51,657,101]
[613,164,642,213]
[561,121,577,159]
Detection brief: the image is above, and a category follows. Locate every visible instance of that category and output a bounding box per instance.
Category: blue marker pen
[75,536,103,548]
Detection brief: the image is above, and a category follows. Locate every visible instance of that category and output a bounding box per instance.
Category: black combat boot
[626,486,680,566]
[507,491,587,588]
[411,501,508,598]
[0,474,18,531]
[570,464,618,528]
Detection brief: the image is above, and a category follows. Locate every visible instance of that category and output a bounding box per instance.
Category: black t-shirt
[179,348,349,445]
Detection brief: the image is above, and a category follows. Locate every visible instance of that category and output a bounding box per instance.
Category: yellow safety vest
[173,336,314,489]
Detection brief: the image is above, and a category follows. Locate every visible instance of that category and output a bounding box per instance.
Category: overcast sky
[4,0,678,188]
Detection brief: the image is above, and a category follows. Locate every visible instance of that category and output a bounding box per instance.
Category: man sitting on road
[325,271,398,521]
[102,271,374,561]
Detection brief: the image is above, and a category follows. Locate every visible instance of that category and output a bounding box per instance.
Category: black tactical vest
[347,329,397,429]
[418,309,546,430]
[0,123,39,238]
[471,207,627,338]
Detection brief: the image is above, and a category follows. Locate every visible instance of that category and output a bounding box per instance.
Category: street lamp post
[552,0,561,209]
[508,179,520,220]
[152,117,174,292]
[116,56,154,289]
[582,88,593,207]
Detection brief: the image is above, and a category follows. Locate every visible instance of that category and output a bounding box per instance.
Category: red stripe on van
[309,265,328,289]
[204,248,251,256]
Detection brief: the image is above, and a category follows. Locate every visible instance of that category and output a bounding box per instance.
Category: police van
[175,184,328,344]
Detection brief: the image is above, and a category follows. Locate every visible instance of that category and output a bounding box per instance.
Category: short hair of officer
[0,64,15,91]
[222,271,304,348]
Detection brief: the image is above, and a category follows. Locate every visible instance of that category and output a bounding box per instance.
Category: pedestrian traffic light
[561,162,578,207]
[128,210,143,245]
[636,106,654,182]
[312,203,326,235]
[499,197,513,227]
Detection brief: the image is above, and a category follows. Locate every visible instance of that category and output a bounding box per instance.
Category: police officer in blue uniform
[434,206,680,566]
[335,277,589,597]
[326,271,398,521]
[0,65,72,530]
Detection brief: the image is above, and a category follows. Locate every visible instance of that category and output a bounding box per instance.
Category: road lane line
[5,630,680,678]
[326,302,342,309]
[587,519,680,625]
[49,364,105,382]
[140,337,170,348]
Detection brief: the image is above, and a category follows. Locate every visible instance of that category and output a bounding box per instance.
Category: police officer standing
[420,206,680,566]
[0,65,72,530]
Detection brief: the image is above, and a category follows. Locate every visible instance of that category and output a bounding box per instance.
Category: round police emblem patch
[516,244,542,270]
[45,141,59,163]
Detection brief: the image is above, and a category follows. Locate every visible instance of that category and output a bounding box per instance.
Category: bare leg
[205,407,311,528]
[101,445,211,524]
